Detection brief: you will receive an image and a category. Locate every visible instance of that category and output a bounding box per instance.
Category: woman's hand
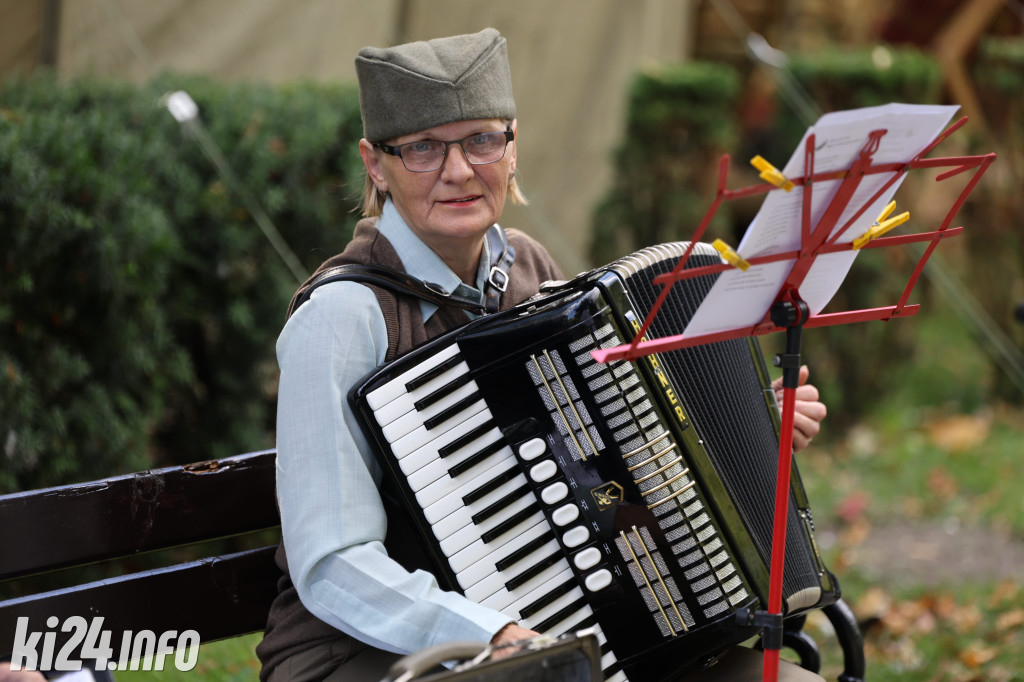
[771,365,827,452]
[489,622,540,660]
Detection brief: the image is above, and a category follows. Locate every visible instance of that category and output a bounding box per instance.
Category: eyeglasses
[374,128,514,172]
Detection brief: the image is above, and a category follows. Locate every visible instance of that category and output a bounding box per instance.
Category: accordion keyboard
[365,342,627,681]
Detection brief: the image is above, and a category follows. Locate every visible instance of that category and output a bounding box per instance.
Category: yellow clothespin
[712,239,751,271]
[750,155,795,192]
[852,201,910,250]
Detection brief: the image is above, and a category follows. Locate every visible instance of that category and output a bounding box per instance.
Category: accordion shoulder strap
[287,225,516,319]
[286,263,484,317]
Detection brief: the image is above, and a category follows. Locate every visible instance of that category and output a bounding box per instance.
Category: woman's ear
[508,119,518,176]
[359,139,388,193]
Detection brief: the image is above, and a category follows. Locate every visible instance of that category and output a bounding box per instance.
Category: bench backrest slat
[0,451,279,581]
[0,546,279,661]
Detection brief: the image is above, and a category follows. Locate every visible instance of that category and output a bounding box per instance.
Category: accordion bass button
[585,569,613,592]
[541,481,569,505]
[518,438,547,461]
[573,546,601,571]
[552,503,580,527]
[562,525,590,548]
[529,460,557,482]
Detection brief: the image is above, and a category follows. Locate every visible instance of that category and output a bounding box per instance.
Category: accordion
[351,242,840,682]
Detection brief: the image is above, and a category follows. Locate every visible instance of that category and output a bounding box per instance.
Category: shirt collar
[377,198,490,321]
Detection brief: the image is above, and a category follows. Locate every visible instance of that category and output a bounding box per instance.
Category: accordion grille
[610,242,822,604]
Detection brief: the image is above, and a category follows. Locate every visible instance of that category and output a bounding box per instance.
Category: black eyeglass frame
[373,128,515,172]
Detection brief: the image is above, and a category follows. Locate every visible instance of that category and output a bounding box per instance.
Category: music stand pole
[763,296,809,682]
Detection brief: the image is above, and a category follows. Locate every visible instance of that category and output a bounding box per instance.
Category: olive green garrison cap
[355,28,516,142]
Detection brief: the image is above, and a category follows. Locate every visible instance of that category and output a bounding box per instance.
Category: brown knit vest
[256,218,562,679]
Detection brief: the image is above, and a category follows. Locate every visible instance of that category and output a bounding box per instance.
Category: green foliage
[591,61,740,265]
[0,77,187,488]
[790,46,942,103]
[774,47,950,427]
[781,46,943,149]
[973,36,1024,99]
[0,74,364,491]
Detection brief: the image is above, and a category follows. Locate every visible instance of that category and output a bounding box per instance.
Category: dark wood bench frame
[0,450,864,680]
[0,451,280,670]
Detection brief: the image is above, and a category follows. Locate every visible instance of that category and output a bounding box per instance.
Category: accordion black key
[351,242,840,682]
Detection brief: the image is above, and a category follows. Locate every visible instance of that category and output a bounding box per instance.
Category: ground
[836,520,1024,588]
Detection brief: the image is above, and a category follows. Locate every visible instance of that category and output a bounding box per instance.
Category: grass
[801,402,1024,534]
[805,578,1024,682]
[112,633,262,681]
[797,401,1024,682]
[792,300,1024,681]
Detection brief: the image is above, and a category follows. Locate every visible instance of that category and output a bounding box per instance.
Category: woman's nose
[440,143,475,181]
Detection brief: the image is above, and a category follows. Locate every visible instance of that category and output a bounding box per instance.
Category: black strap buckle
[487,265,509,292]
[483,225,516,313]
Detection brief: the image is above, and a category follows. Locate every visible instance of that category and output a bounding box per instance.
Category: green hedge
[0,74,364,492]
[974,36,1024,102]
[590,61,740,265]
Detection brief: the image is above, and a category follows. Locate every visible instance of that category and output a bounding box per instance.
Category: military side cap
[356,28,516,142]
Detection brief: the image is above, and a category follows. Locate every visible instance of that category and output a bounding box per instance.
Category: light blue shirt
[274,199,512,655]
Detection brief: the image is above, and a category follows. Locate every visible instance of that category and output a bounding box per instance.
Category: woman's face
[361,118,516,256]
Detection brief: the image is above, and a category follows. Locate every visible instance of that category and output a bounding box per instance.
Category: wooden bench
[0,451,280,674]
[0,450,864,680]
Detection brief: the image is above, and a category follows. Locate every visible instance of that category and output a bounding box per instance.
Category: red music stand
[593,115,995,682]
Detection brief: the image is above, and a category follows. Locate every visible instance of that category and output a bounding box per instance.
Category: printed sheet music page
[683,103,959,338]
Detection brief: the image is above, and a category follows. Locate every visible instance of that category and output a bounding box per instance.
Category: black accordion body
[351,242,839,682]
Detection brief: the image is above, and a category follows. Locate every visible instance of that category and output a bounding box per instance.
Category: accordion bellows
[352,242,840,682]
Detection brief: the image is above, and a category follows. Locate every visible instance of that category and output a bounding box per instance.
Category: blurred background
[1,0,1023,680]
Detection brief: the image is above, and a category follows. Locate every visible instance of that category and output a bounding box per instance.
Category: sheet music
[683,103,959,337]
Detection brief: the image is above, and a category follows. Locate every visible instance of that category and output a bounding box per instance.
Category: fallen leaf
[925,593,957,618]
[923,412,992,452]
[927,467,959,500]
[883,598,936,636]
[949,603,983,634]
[994,608,1024,630]
[959,641,997,667]
[854,586,892,620]
[987,581,1020,608]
